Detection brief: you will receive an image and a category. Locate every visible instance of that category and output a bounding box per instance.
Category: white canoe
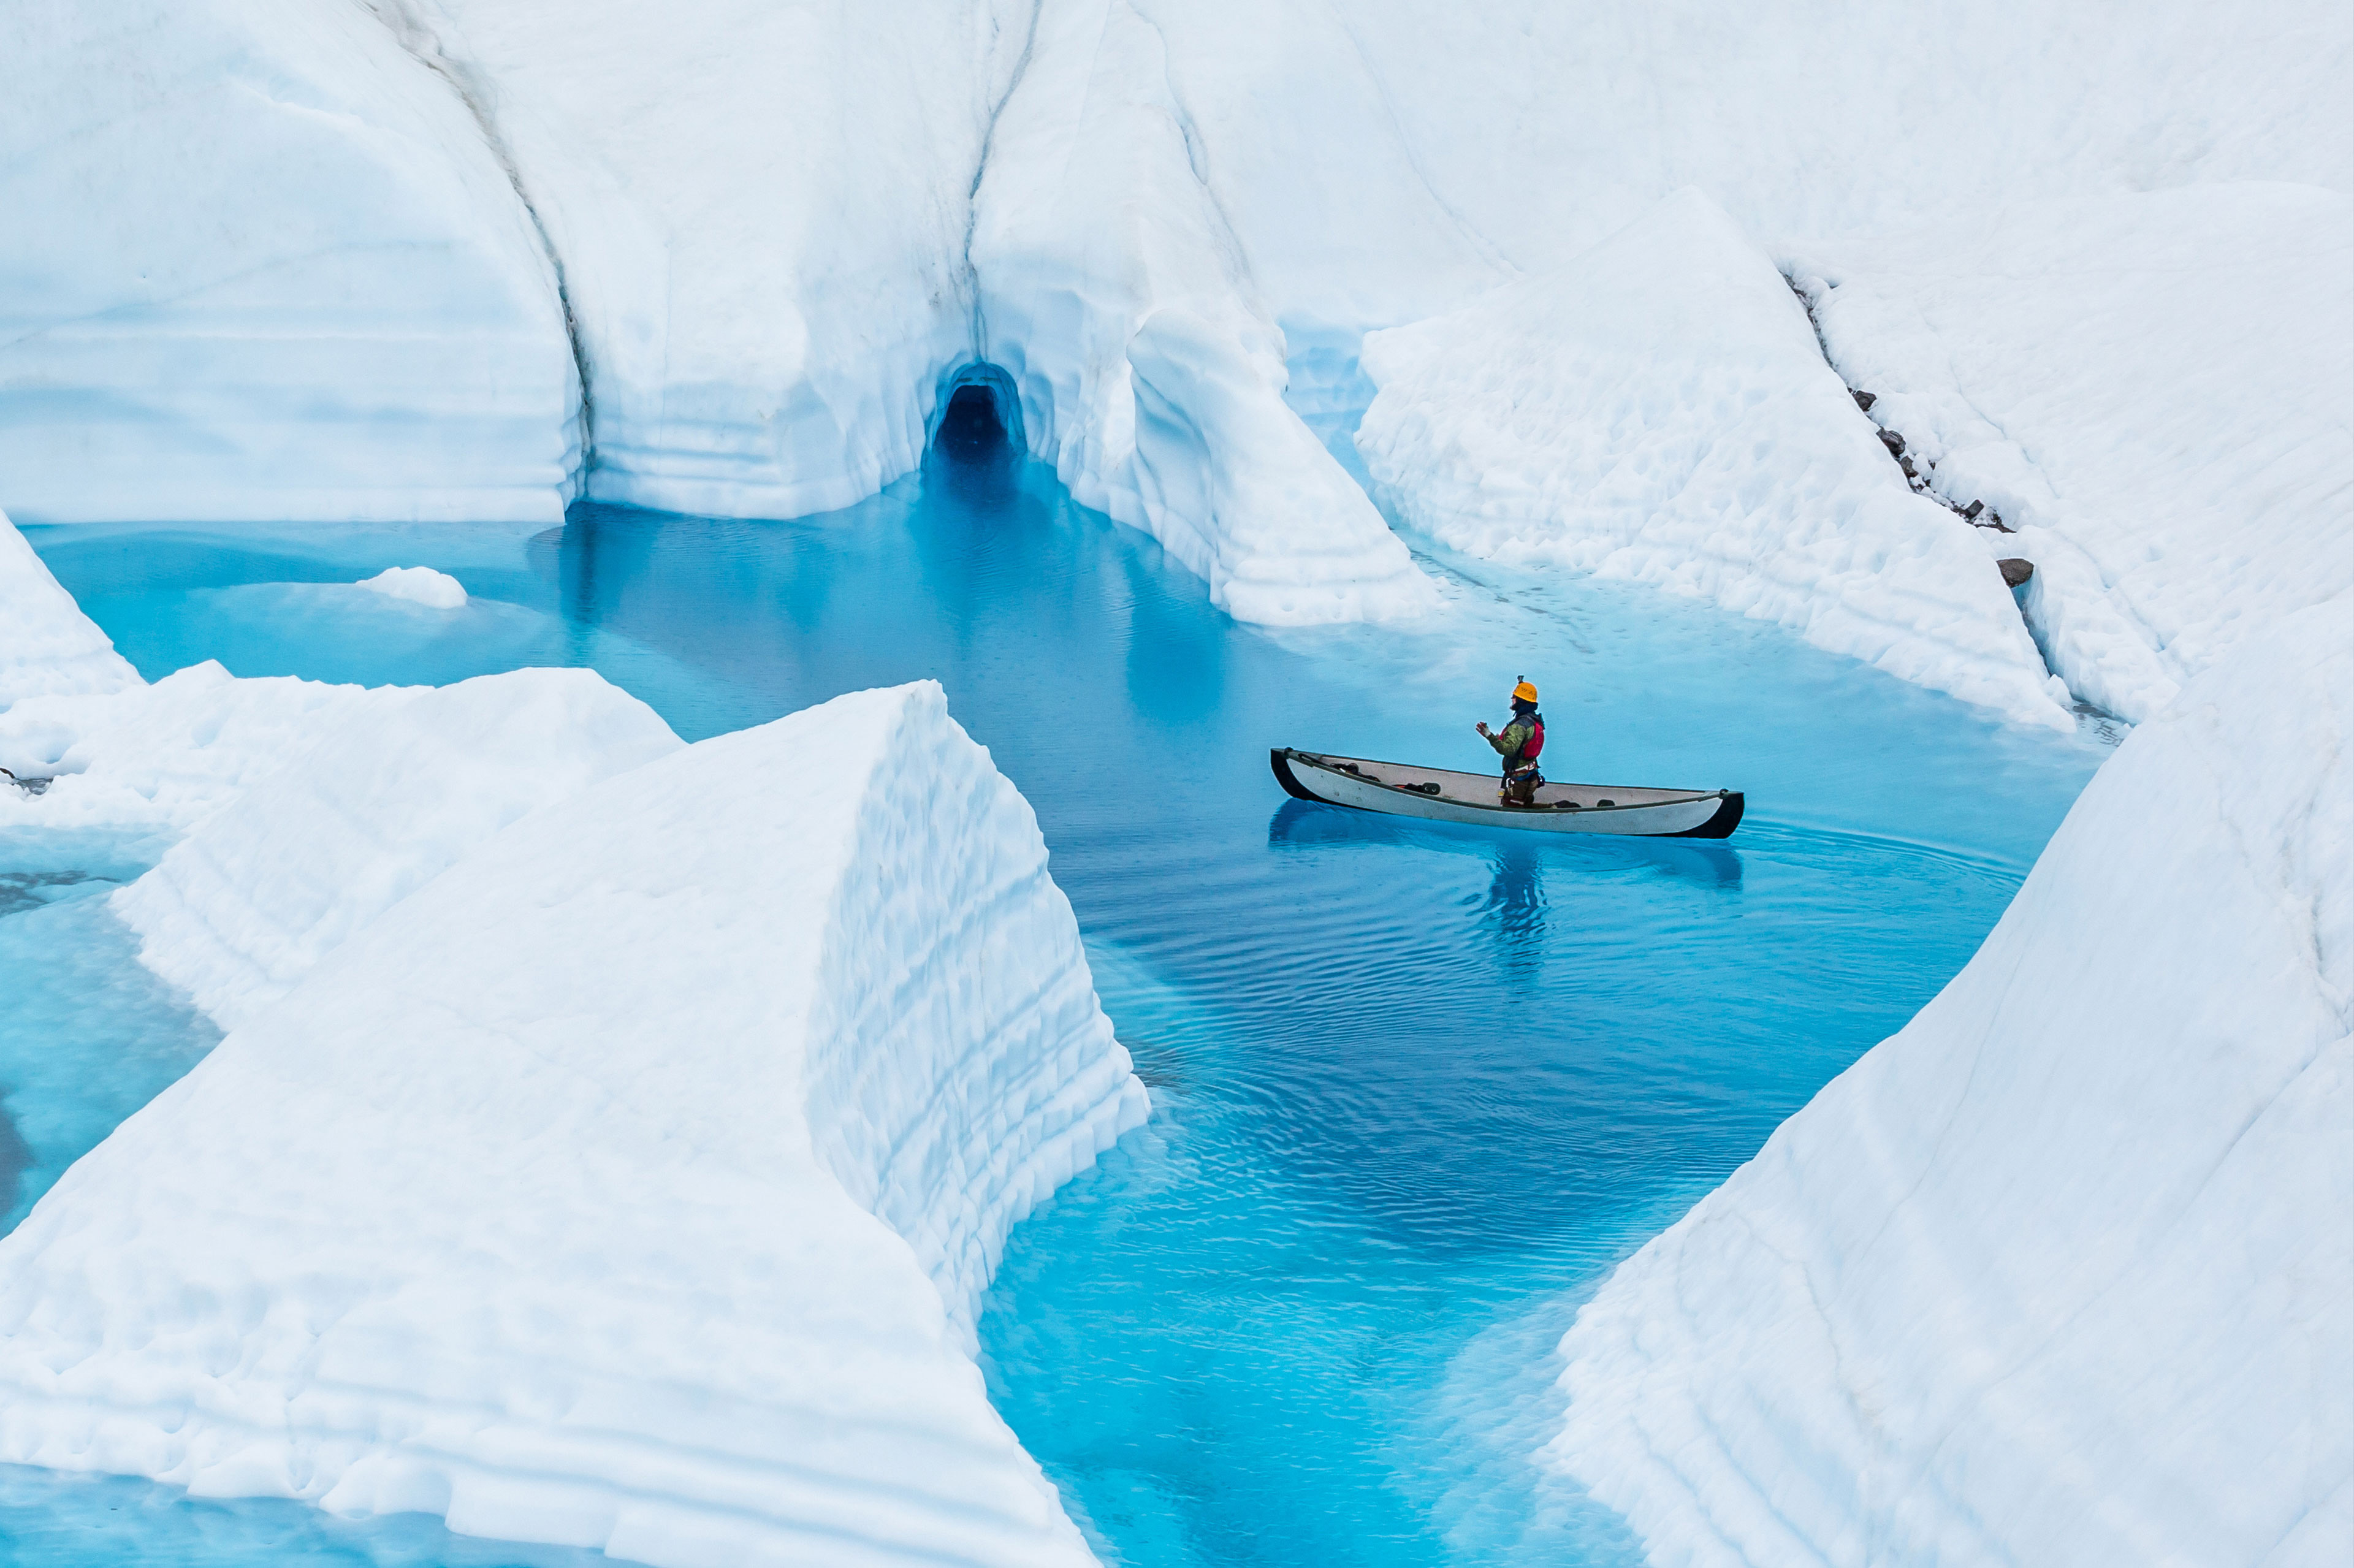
[1271,748,1744,839]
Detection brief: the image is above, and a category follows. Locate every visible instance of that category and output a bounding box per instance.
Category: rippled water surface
[8,439,2108,1565]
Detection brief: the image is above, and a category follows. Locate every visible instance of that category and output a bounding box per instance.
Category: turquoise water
[6,437,2108,1564]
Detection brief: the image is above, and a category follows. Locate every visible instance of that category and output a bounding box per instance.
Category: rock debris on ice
[1357,192,2073,729]
[0,680,1146,1567]
[1547,601,2354,1567]
[1785,183,2354,723]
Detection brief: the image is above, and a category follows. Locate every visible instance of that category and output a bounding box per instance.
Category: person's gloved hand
[1475,721,1490,737]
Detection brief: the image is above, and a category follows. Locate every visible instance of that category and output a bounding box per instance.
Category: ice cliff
[1,0,582,525]
[1546,601,2353,1566]
[0,679,1146,1566]
[8,0,2345,645]
[1355,192,2072,730]
[1785,184,2354,723]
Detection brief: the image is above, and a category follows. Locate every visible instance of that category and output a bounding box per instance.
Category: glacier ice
[1356,191,2072,730]
[111,668,680,1030]
[356,565,470,609]
[1545,601,2353,1566]
[0,508,140,710]
[0,679,1145,1566]
[0,0,582,525]
[969,0,1435,623]
[1785,183,2354,723]
[12,0,2344,635]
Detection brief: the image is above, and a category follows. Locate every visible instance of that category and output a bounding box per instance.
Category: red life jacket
[1523,714,1544,762]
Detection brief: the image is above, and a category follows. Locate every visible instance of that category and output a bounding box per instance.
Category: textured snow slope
[0,0,581,524]
[970,0,1434,623]
[0,510,139,709]
[1787,184,2354,723]
[1358,193,2070,728]
[0,681,1145,1567]
[112,669,679,1030]
[1548,601,2353,1566]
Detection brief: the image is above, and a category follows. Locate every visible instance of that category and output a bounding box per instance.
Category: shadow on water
[1267,799,1744,892]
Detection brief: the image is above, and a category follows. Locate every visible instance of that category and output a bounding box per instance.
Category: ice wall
[112,669,680,1030]
[369,0,1016,521]
[0,510,139,709]
[0,0,582,525]
[1786,184,2354,723]
[970,0,1435,624]
[0,681,1143,1567]
[1547,601,2353,1566]
[1357,192,2070,728]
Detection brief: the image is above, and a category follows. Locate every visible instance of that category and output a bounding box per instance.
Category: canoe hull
[1271,748,1743,839]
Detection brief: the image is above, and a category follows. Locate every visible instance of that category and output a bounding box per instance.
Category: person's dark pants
[1501,769,1541,807]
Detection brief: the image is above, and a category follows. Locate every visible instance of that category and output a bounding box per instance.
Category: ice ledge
[0,680,1142,1567]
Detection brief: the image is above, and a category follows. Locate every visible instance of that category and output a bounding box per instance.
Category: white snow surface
[0,662,383,828]
[356,565,469,608]
[1357,192,2071,728]
[1786,183,2354,724]
[0,0,582,525]
[0,508,139,710]
[111,668,679,1030]
[0,680,1145,1567]
[1547,601,2354,1566]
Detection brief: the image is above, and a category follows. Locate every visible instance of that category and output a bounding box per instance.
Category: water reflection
[1265,799,1743,894]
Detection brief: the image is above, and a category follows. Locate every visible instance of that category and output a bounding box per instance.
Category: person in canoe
[1476,679,1546,806]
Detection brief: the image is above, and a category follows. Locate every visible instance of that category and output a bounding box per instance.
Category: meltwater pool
[2,441,2108,1566]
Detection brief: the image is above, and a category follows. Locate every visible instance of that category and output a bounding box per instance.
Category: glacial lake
[2,434,2109,1566]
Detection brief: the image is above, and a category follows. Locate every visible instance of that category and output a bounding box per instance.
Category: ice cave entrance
[929,362,1023,466]
[2,457,2109,1565]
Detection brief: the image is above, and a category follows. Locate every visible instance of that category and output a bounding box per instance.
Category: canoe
[1270,748,1743,839]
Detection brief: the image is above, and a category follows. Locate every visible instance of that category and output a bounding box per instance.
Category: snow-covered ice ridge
[0,677,1145,1565]
[1786,184,2354,725]
[8,0,2348,640]
[1357,192,2074,731]
[1547,601,2353,1566]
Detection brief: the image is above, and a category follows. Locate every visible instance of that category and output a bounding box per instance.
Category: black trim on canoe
[1663,790,1744,839]
[1270,747,1324,802]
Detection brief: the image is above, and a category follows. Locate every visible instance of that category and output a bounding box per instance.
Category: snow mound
[0,0,580,525]
[1786,183,2354,723]
[1358,191,2068,728]
[0,680,1144,1567]
[0,663,382,828]
[1547,599,2353,1566]
[0,508,138,710]
[112,669,679,1031]
[356,565,469,609]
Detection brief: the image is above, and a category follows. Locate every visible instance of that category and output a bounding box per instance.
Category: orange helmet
[1511,679,1539,703]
